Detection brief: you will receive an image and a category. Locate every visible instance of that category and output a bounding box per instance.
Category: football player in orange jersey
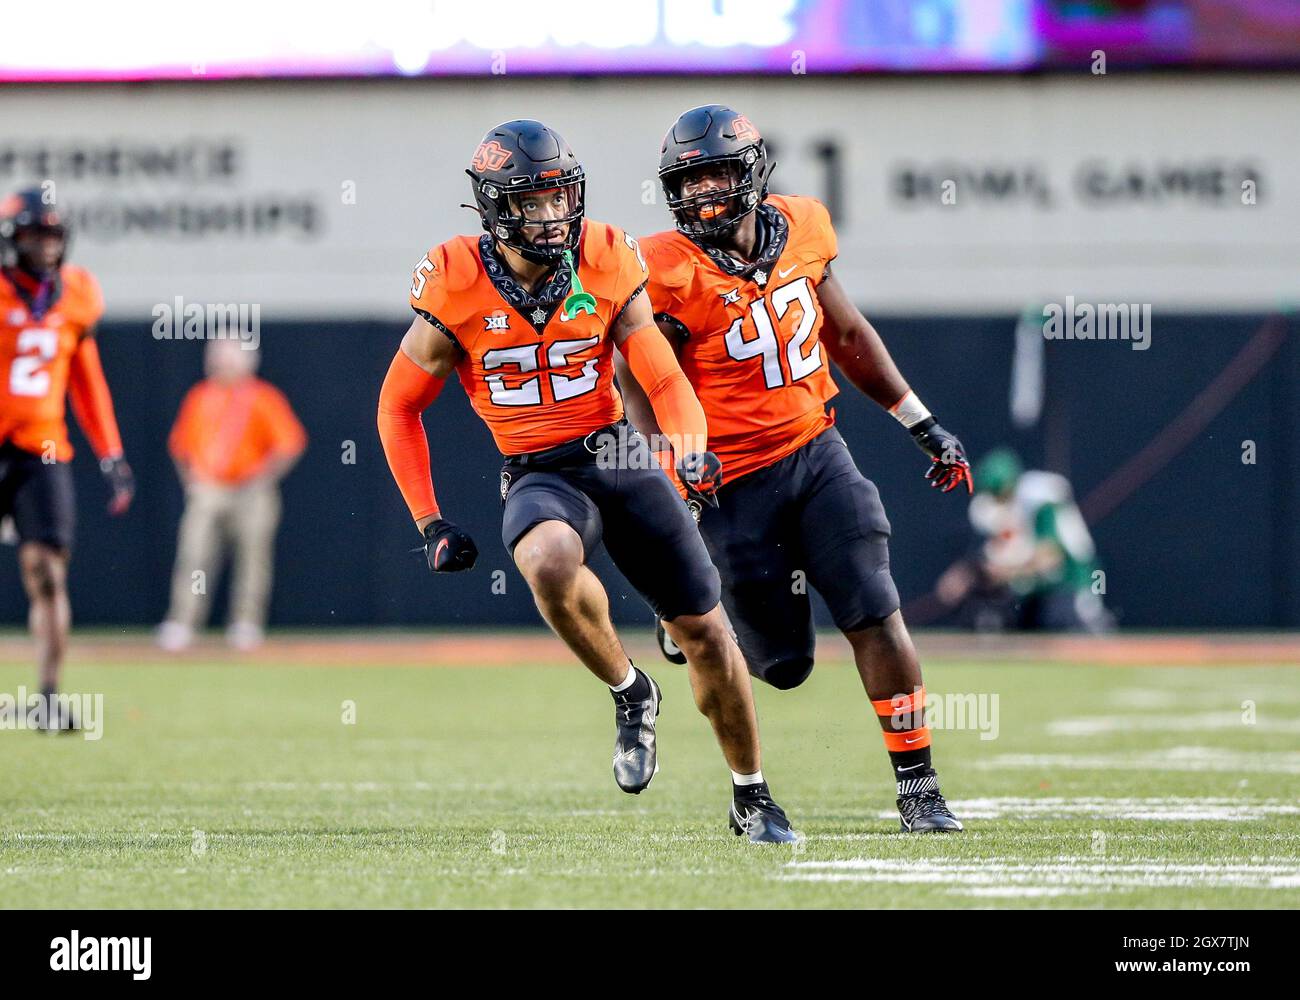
[377,121,798,842]
[0,189,134,731]
[618,106,972,833]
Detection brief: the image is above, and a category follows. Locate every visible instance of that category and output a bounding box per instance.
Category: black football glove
[677,451,723,508]
[909,418,973,495]
[422,518,479,573]
[99,455,135,515]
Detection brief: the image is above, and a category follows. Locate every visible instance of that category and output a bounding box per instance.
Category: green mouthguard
[562,249,597,319]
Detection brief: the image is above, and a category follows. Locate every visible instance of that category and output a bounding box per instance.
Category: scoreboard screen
[0,0,1295,81]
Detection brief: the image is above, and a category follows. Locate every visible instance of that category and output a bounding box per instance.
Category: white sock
[731,769,765,786]
[609,663,637,693]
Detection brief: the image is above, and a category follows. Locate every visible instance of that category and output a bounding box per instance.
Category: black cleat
[897,775,964,833]
[729,785,801,844]
[30,694,80,735]
[655,618,687,665]
[611,671,661,794]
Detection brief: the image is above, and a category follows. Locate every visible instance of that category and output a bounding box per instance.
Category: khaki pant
[165,478,282,630]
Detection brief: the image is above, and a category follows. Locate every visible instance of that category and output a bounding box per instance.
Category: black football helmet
[658,105,774,239]
[0,187,69,277]
[466,120,586,265]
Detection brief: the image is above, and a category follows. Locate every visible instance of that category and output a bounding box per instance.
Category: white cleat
[155,621,194,653]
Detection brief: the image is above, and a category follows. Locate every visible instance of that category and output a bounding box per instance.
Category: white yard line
[1107,688,1300,709]
[878,796,1300,822]
[978,746,1300,773]
[1049,712,1300,736]
[779,856,1300,895]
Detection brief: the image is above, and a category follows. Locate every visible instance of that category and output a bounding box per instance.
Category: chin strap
[561,249,596,320]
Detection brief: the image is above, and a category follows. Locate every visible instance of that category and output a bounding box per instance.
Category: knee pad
[761,656,814,691]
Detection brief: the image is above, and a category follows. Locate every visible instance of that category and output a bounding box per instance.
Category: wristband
[889,390,932,430]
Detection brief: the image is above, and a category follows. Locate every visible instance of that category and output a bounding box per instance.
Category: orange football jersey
[641,194,839,484]
[0,265,104,461]
[409,220,648,455]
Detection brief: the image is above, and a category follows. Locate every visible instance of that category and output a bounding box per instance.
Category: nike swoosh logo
[434,538,450,566]
[904,736,925,744]
[777,264,797,278]
[898,762,926,771]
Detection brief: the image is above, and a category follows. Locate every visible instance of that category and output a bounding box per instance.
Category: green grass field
[2,633,1297,908]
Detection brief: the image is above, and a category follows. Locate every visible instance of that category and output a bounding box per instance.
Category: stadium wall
[0,312,1294,630]
[0,75,1295,314]
[1,75,1296,629]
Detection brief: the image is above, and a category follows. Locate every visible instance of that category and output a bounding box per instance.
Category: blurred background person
[157,339,305,652]
[936,448,1112,634]
[0,188,133,729]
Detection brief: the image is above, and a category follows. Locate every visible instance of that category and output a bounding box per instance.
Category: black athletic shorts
[698,426,899,689]
[0,441,77,550]
[500,420,721,621]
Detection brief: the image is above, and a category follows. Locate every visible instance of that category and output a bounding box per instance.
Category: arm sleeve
[67,335,124,459]
[621,324,707,459]
[377,350,446,523]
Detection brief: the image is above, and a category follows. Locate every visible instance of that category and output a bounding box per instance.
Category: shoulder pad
[436,236,482,294]
[579,219,621,272]
[640,231,694,291]
[59,265,105,328]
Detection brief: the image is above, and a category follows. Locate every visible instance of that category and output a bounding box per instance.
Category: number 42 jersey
[409,220,648,456]
[641,194,840,485]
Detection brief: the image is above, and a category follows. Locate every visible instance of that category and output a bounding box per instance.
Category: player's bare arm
[399,312,461,382]
[818,266,973,495]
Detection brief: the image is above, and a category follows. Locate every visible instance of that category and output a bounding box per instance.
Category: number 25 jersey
[409,221,648,456]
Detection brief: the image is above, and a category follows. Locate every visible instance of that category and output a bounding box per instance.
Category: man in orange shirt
[619,106,973,832]
[377,120,798,842]
[0,188,134,731]
[158,338,306,652]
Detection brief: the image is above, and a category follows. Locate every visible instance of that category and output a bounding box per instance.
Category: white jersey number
[8,329,59,398]
[481,337,601,407]
[723,277,822,389]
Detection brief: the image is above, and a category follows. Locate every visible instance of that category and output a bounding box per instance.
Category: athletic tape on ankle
[882,727,931,752]
[873,687,928,743]
[872,687,926,718]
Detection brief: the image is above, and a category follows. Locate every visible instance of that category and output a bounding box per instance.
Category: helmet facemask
[471,171,586,266]
[661,146,769,241]
[10,223,67,278]
[0,190,69,277]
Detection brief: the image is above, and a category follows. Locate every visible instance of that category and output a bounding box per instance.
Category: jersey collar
[1,266,62,321]
[478,231,575,334]
[686,202,788,289]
